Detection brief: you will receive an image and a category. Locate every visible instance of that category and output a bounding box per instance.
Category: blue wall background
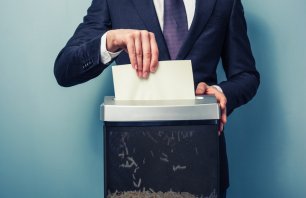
[0,0,305,197]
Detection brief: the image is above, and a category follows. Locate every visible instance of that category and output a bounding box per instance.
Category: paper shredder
[101,96,220,197]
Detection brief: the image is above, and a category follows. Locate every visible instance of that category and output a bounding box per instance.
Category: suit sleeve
[54,0,112,87]
[219,0,260,115]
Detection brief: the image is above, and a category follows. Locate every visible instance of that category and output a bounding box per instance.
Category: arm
[196,0,260,133]
[54,0,159,87]
[219,0,260,115]
[54,0,112,87]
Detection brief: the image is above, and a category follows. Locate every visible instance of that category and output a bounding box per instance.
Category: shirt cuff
[100,32,122,64]
[212,85,223,93]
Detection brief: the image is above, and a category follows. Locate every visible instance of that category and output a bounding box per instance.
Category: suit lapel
[176,0,217,60]
[131,0,170,60]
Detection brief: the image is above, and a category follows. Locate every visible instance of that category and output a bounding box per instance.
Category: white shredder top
[101,96,220,122]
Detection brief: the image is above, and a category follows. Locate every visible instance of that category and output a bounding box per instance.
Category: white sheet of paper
[112,60,195,100]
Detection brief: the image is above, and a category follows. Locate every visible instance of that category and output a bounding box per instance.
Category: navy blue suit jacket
[54,0,260,191]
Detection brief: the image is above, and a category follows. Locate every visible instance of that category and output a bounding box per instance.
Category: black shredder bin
[101,96,220,198]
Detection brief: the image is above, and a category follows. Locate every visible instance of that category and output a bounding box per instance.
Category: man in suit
[54,0,260,197]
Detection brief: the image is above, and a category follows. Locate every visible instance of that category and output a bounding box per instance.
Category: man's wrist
[212,85,223,93]
[100,31,122,64]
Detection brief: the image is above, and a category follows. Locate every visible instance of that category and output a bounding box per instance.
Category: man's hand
[196,82,227,135]
[106,29,159,78]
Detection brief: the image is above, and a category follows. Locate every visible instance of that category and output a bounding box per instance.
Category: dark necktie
[163,0,188,60]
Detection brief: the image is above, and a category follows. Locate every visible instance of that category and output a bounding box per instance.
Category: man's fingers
[133,31,143,78]
[195,82,208,95]
[141,31,151,78]
[216,94,227,134]
[194,83,227,134]
[110,29,158,78]
[215,93,227,124]
[126,35,137,70]
[205,86,227,134]
[218,122,224,136]
[149,33,159,73]
[222,107,227,124]
[218,98,226,135]
[219,99,227,123]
